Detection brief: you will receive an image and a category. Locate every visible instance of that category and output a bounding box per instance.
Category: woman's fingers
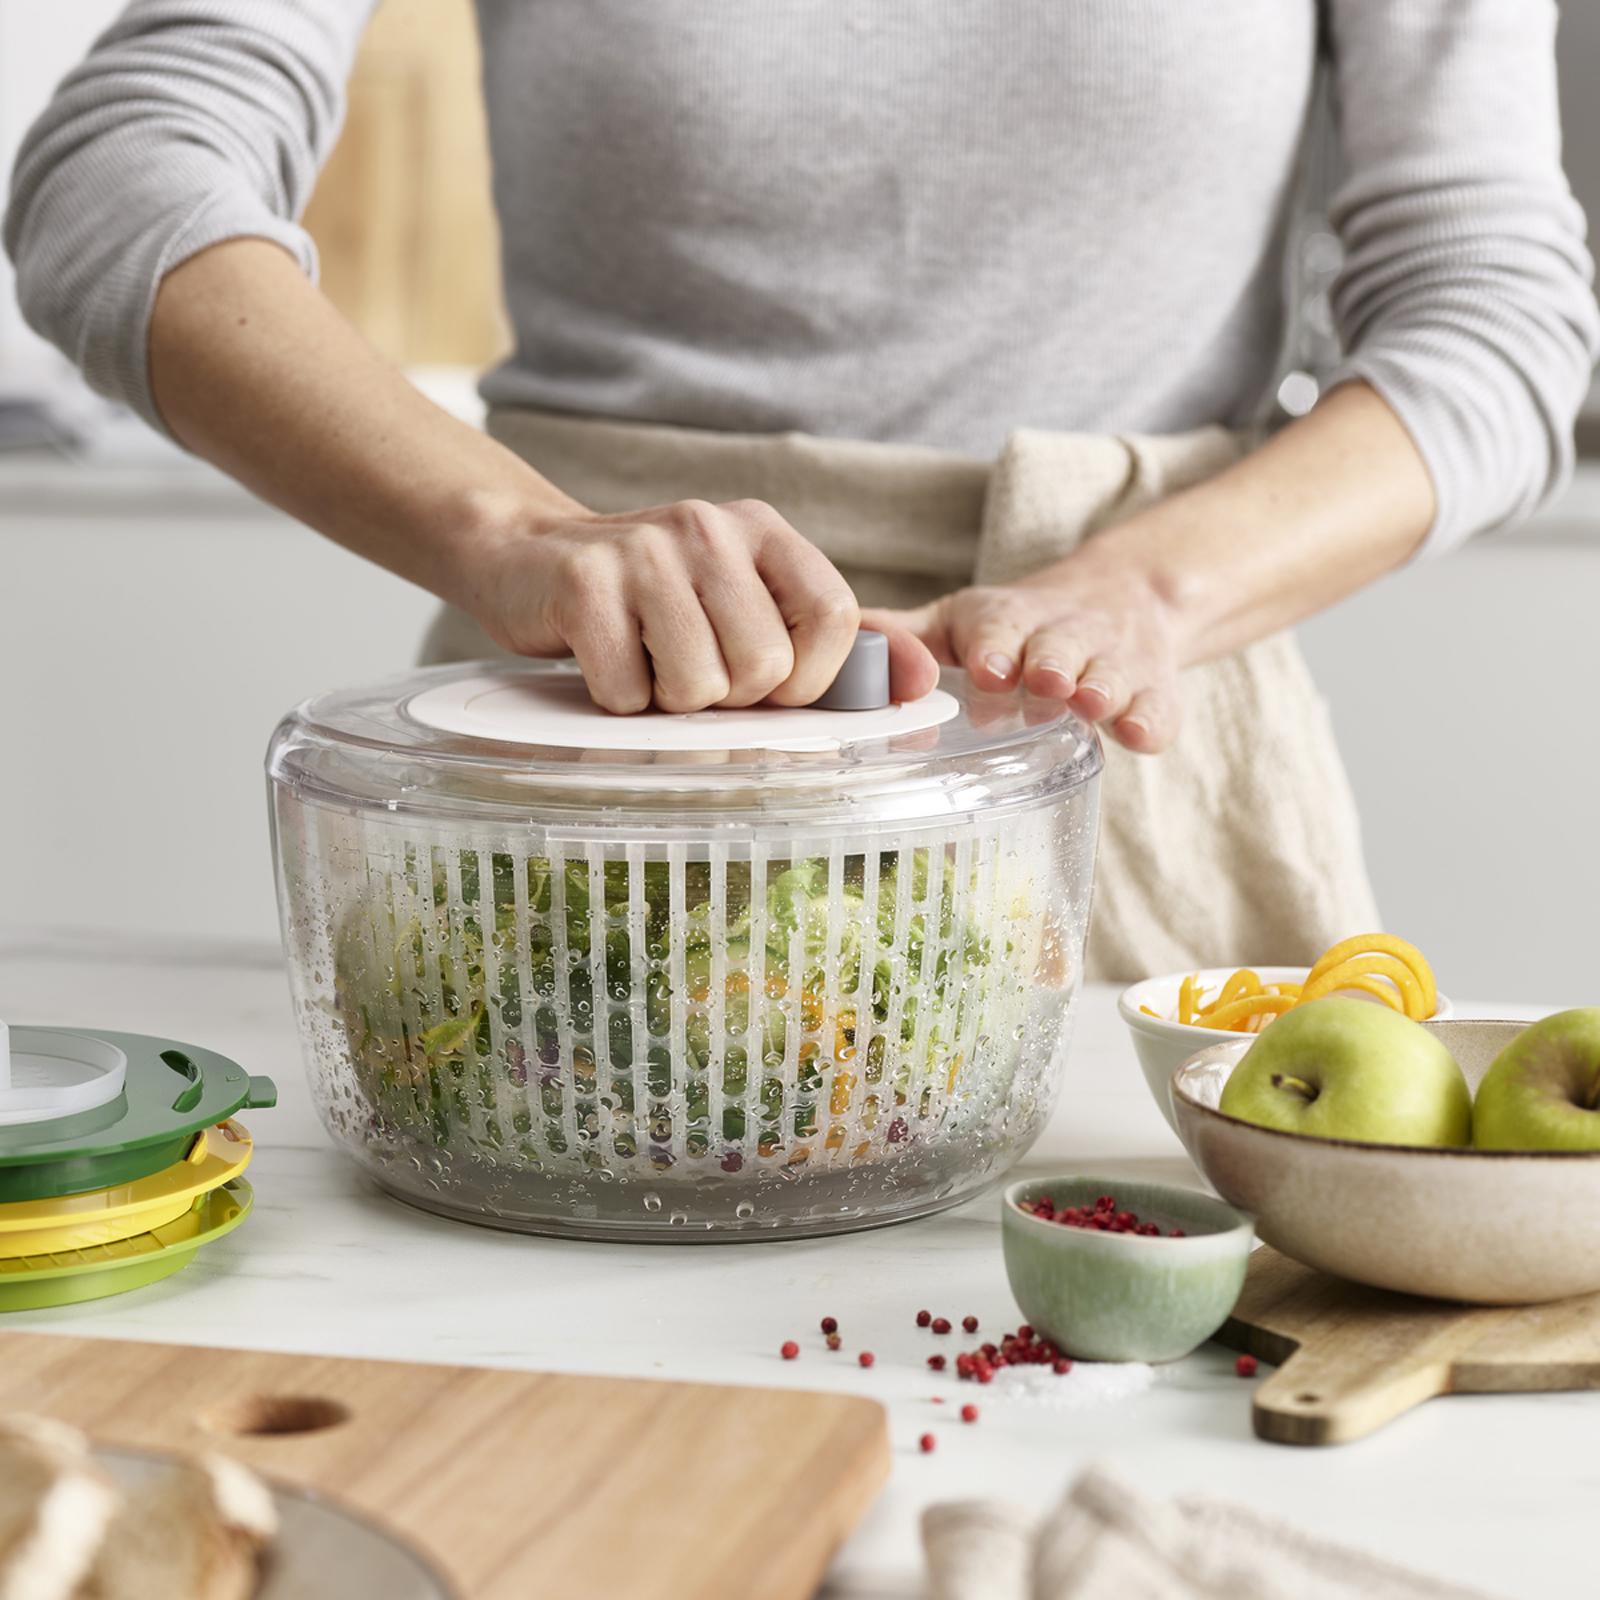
[1113,688,1178,753]
[747,509,861,706]
[939,590,1037,690]
[560,565,655,714]
[1019,628,1091,700]
[1070,657,1133,724]
[878,624,942,702]
[694,561,796,708]
[859,602,955,665]
[630,558,731,713]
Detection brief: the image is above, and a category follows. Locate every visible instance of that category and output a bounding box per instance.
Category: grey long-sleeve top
[6,0,1598,556]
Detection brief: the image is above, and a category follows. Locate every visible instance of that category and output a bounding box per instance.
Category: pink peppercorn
[1053,1358,1073,1375]
[919,1433,937,1454]
[820,1316,838,1335]
[781,1341,799,1360]
[858,1351,875,1369]
[962,1315,979,1334]
[931,1317,952,1335]
[960,1404,979,1423]
[916,1309,932,1328]
[1235,1354,1259,1378]
[928,1354,947,1372]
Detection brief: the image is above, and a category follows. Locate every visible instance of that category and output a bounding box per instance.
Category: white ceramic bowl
[1120,966,1454,1134]
[1171,1018,1600,1304]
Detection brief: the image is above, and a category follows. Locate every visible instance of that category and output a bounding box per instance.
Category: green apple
[1218,997,1470,1146]
[1473,1008,1600,1150]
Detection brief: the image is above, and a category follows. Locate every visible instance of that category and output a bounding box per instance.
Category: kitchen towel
[423,408,1380,982]
[924,1466,1501,1600]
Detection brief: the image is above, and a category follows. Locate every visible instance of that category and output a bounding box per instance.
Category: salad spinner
[0,1021,272,1305]
[267,653,1101,1240]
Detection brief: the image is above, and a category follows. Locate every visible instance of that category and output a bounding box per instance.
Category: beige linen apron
[422,410,1380,982]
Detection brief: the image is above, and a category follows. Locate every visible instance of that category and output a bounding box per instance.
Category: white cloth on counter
[923,1466,1499,1600]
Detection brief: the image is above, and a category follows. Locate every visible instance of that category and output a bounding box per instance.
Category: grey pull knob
[811,629,891,711]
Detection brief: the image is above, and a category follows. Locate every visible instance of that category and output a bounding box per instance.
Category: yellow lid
[0,1122,253,1258]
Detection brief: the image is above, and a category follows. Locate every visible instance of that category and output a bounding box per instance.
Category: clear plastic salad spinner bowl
[266,659,1101,1240]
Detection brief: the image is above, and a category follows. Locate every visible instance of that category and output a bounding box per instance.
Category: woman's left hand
[862,546,1185,754]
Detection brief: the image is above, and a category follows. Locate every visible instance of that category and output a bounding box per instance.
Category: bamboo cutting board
[0,1332,889,1600]
[1215,1248,1600,1446]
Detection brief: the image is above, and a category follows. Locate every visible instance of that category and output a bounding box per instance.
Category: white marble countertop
[0,934,1583,1599]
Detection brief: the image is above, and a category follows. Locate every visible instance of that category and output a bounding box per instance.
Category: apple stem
[1270,1072,1320,1104]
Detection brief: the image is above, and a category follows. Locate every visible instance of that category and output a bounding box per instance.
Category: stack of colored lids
[0,1020,275,1310]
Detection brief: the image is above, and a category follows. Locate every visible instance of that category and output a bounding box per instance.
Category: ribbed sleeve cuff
[101,194,319,437]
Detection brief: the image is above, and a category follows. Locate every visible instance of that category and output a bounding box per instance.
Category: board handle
[1250,1337,1452,1446]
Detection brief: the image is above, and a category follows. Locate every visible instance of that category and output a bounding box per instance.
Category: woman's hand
[863,546,1186,753]
[467,496,941,714]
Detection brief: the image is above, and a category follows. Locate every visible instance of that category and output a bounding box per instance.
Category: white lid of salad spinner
[406,658,960,755]
[0,1022,128,1127]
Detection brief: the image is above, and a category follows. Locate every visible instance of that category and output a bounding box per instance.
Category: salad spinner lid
[0,1030,276,1204]
[0,1021,126,1127]
[268,658,1102,825]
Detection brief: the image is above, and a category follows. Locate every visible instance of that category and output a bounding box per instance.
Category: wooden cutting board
[1214,1247,1600,1446]
[0,1332,889,1600]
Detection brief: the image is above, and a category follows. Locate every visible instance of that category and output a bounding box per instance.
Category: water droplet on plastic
[642,1191,662,1212]
[734,1201,754,1220]
[668,1210,688,1226]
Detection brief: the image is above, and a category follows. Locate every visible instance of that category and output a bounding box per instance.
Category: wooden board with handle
[1214,1247,1600,1446]
[0,1331,889,1600]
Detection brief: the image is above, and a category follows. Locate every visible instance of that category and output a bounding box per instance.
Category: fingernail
[984,653,1015,683]
[1080,680,1110,702]
[1121,716,1150,737]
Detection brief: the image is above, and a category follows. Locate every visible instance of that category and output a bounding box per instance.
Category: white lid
[405,670,961,755]
[0,1024,128,1127]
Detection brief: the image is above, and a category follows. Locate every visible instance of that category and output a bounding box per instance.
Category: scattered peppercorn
[916,1309,932,1328]
[781,1341,799,1360]
[1053,1357,1073,1375]
[825,1332,842,1351]
[931,1317,952,1335]
[960,1403,979,1423]
[962,1315,979,1334]
[820,1316,838,1335]
[858,1351,875,1369]
[919,1433,937,1454]
[928,1354,947,1372]
[1235,1354,1259,1378]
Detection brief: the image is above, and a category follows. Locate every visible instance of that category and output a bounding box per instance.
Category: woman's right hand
[465,496,939,714]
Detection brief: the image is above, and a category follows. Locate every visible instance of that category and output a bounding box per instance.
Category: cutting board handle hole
[204,1394,351,1438]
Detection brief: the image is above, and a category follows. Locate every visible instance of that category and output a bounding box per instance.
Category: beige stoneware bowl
[1121,967,1454,1134]
[1171,1018,1600,1305]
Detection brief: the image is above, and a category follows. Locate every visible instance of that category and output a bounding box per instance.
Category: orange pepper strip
[1209,969,1263,1012]
[1304,934,1437,1018]
[1262,981,1304,999]
[1139,1005,1162,1018]
[1322,973,1405,1012]
[1300,954,1426,1018]
[1198,993,1298,1031]
[1178,975,1199,1026]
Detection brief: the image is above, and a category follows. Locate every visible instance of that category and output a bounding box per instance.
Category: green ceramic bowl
[1001,1175,1254,1362]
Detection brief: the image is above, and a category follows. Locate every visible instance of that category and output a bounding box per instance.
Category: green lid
[0,1031,275,1203]
[0,1179,252,1311]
